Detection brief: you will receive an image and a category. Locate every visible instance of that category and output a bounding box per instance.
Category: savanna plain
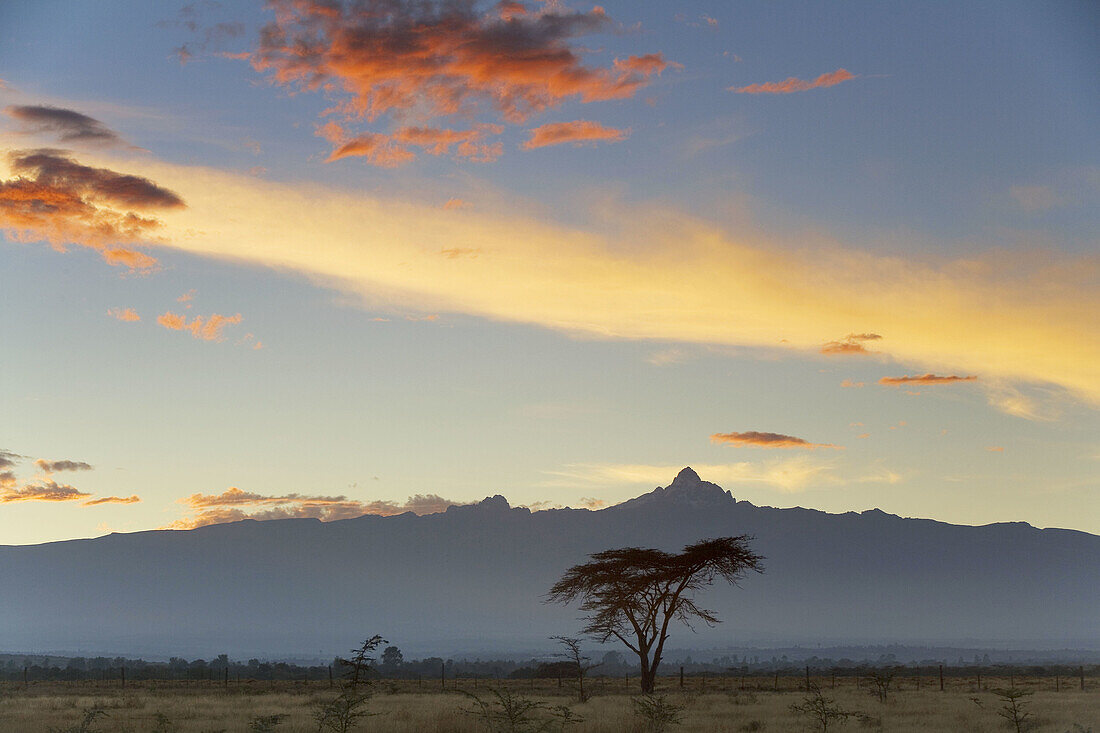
[3,675,1096,732]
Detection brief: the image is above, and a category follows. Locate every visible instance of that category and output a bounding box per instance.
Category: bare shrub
[631,694,686,733]
[789,684,854,732]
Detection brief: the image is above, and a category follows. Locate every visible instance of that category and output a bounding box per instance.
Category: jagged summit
[615,467,734,510]
[671,466,701,485]
[445,494,530,515]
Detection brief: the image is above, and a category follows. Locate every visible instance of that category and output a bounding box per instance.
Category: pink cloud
[731,68,856,94]
[522,120,630,149]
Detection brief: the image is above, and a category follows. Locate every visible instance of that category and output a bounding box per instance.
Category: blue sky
[1,0,1097,543]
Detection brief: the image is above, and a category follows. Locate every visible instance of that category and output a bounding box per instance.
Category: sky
[0,0,1097,545]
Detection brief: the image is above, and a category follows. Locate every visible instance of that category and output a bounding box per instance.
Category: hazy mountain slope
[2,468,1096,657]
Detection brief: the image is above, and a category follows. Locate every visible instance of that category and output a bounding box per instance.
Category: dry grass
[0,676,1095,732]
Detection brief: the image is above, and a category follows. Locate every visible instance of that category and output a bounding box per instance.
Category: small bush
[631,694,685,733]
[49,707,107,733]
[789,685,853,732]
[248,713,288,732]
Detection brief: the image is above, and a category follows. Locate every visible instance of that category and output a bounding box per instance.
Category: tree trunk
[640,668,657,694]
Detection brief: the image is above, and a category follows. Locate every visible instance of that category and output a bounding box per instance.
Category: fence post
[23,666,27,688]
[328,665,333,687]
[121,666,125,689]
[680,666,684,688]
[805,666,810,691]
[441,662,446,691]
[224,667,228,690]
[774,671,778,691]
[1081,666,1085,691]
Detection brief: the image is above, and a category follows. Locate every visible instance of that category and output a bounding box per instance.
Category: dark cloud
[5,105,128,146]
[10,150,184,209]
[0,150,184,270]
[246,0,667,162]
[35,459,94,473]
[0,449,22,470]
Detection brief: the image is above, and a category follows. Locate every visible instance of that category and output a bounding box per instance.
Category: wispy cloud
[543,458,844,494]
[157,311,243,341]
[879,374,976,387]
[4,105,130,147]
[0,449,22,470]
[324,124,504,166]
[68,153,1100,406]
[711,430,843,450]
[821,332,882,355]
[522,120,630,150]
[83,495,141,505]
[731,68,856,94]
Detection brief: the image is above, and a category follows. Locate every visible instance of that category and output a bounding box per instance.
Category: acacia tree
[546,537,764,694]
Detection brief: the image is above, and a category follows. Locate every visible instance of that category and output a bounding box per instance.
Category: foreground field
[1,676,1095,732]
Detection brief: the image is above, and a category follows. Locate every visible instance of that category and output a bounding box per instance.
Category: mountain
[2,468,1097,658]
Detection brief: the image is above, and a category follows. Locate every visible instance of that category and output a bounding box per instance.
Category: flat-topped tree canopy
[547,536,764,693]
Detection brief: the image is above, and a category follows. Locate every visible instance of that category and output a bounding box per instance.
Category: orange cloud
[879,374,977,386]
[840,379,865,388]
[168,487,468,528]
[521,120,630,149]
[731,68,856,94]
[101,247,159,271]
[249,0,664,162]
[107,307,141,322]
[986,446,1005,453]
[711,431,843,450]
[821,332,882,355]
[253,1,663,122]
[577,497,607,509]
[0,149,182,270]
[443,198,471,210]
[157,311,243,341]
[327,125,504,166]
[82,494,141,505]
[0,479,90,503]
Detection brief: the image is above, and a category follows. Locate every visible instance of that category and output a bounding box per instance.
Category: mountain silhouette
[1,468,1096,658]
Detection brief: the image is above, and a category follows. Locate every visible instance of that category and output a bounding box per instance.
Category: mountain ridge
[1,468,1096,658]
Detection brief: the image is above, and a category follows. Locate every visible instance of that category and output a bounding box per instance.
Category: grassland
[1,674,1095,732]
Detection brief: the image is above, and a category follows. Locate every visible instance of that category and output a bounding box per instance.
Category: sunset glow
[1,1,1097,544]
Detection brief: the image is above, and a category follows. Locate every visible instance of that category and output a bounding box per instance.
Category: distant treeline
[1,651,1095,684]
